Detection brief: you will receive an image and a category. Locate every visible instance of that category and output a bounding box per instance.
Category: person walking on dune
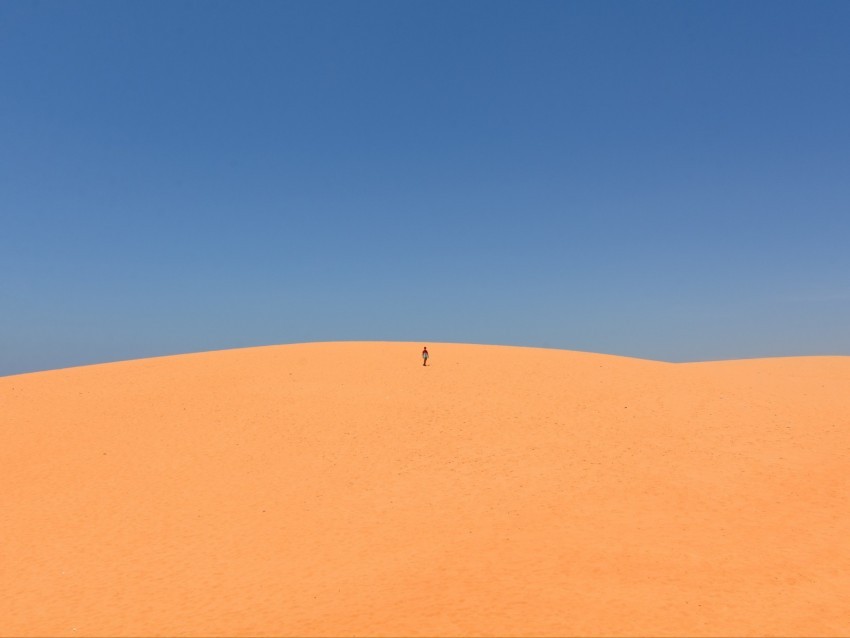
[422,346,429,366]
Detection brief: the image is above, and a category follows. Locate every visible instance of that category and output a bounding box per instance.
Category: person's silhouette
[422,347,429,366]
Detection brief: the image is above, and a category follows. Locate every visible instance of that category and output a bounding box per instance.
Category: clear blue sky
[2,1,849,374]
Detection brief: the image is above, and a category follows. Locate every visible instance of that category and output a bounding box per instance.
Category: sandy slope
[2,342,849,637]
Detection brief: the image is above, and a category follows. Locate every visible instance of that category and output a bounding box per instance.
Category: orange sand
[2,342,849,637]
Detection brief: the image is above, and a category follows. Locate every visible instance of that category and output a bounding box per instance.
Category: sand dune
[2,342,849,637]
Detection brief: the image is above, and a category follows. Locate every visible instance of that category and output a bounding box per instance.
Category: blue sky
[2,0,849,374]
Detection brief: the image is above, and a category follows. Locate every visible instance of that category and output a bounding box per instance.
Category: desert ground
[2,341,849,637]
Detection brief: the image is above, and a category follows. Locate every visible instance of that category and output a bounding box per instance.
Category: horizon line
[4,340,850,379]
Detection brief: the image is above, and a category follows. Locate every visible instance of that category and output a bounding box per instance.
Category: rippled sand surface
[3,342,849,636]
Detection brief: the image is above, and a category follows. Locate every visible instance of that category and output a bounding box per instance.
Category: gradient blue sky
[2,0,849,375]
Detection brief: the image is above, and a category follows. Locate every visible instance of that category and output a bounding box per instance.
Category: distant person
[422,346,429,366]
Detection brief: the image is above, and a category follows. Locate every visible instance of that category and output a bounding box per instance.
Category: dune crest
[3,342,850,637]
